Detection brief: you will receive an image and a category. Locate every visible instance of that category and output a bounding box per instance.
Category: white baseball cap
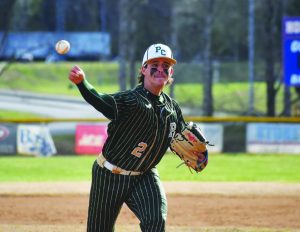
[142,43,176,65]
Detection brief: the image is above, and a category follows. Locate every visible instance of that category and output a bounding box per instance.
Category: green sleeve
[76,80,117,120]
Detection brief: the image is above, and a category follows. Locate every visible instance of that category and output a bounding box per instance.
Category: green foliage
[1,62,120,95]
[0,153,299,182]
[1,61,297,116]
[1,0,299,62]
[0,110,41,119]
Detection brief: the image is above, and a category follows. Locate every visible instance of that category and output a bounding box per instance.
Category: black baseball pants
[87,161,167,232]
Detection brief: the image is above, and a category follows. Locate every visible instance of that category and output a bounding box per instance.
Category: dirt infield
[0,182,300,232]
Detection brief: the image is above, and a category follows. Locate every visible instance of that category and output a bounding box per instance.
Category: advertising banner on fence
[282,17,300,86]
[17,124,57,157]
[0,124,17,155]
[196,123,223,153]
[247,123,300,154]
[75,124,108,155]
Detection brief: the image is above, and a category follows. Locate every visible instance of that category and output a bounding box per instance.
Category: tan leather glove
[170,122,211,173]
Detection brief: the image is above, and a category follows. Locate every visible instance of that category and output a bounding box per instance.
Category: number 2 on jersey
[131,142,148,158]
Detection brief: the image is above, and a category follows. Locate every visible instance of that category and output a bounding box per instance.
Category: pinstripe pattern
[103,85,183,171]
[87,161,130,232]
[126,168,167,232]
[77,82,185,232]
[87,161,167,232]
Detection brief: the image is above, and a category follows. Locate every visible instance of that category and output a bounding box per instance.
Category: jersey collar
[136,84,165,103]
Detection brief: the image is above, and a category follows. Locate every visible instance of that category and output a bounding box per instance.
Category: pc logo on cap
[142,43,177,65]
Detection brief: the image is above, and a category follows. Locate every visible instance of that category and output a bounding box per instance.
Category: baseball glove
[170,122,211,173]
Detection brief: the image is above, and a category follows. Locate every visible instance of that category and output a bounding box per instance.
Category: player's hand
[69,65,85,84]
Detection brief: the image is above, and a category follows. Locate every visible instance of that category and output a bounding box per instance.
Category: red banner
[75,124,108,155]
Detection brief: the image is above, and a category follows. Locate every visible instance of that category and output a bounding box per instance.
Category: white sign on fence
[196,123,223,153]
[247,123,300,154]
[17,125,57,157]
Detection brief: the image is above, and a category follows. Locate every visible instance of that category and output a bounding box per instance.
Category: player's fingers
[69,71,77,79]
[69,72,76,81]
[72,65,81,72]
[69,66,79,75]
[77,70,84,77]
[71,69,80,76]
[69,69,79,79]
[70,66,82,76]
[69,67,84,84]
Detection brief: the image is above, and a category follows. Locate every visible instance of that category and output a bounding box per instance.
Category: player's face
[142,59,173,93]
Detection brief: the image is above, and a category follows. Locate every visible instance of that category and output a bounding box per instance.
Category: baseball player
[69,44,187,232]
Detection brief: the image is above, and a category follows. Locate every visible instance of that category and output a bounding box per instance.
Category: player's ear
[141,63,148,75]
[169,67,174,77]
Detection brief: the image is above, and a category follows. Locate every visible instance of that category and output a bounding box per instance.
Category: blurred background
[1,0,300,155]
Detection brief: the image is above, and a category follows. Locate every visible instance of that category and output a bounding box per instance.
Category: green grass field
[0,153,299,182]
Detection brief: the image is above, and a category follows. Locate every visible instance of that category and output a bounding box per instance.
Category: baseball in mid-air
[55,40,70,54]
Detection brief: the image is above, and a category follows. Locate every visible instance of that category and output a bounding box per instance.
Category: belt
[96,153,142,176]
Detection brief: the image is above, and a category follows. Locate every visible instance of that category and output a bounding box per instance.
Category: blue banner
[247,123,300,154]
[283,17,300,86]
[0,32,110,60]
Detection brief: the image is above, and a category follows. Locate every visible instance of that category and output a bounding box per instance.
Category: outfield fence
[1,116,300,156]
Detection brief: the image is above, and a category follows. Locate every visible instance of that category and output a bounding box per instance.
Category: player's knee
[140,214,166,232]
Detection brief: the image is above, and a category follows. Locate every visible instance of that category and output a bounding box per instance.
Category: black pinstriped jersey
[77,81,186,172]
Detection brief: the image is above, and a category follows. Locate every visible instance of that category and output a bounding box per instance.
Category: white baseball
[55,40,70,54]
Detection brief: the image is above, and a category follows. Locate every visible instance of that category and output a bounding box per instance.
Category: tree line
[1,0,300,116]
